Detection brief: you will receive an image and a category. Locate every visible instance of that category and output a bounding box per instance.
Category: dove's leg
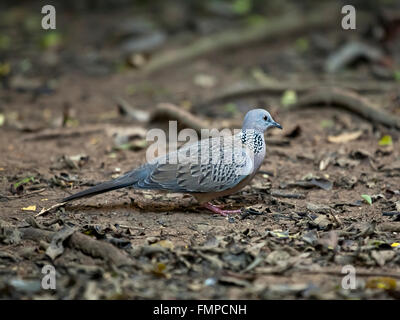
[203,202,241,216]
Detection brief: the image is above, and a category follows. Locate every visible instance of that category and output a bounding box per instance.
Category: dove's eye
[263,115,268,121]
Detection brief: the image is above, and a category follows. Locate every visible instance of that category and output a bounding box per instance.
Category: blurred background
[0,0,399,96]
[1,0,400,148]
[0,0,399,129]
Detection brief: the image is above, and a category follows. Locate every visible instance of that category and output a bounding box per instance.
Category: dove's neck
[239,129,265,154]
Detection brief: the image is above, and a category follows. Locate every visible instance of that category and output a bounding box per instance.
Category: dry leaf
[46,226,75,260]
[194,74,216,88]
[327,130,362,144]
[22,205,36,211]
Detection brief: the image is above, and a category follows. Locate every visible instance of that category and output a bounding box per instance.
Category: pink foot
[203,202,242,216]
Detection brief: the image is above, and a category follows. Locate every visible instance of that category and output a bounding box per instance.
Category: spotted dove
[62,109,282,215]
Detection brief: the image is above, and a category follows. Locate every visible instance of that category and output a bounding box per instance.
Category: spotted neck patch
[240,129,264,154]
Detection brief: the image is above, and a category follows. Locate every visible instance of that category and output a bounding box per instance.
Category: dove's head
[242,109,282,132]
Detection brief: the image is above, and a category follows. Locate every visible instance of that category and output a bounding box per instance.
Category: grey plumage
[62,109,282,207]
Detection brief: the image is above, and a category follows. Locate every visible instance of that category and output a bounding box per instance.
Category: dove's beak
[272,121,282,129]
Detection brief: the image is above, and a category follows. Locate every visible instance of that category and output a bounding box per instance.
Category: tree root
[21,103,211,140]
[199,82,397,108]
[151,103,211,134]
[287,87,400,129]
[141,9,337,75]
[21,125,105,141]
[20,226,135,267]
[35,202,66,217]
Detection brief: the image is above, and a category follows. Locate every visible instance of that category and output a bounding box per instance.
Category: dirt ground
[1,1,400,299]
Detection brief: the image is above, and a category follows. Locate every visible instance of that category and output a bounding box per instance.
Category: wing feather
[139,134,254,193]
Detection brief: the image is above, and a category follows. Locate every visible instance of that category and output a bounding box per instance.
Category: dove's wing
[135,134,254,193]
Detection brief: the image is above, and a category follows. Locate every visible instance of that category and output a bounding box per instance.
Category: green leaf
[114,140,147,151]
[14,176,34,189]
[368,240,388,248]
[0,62,10,76]
[394,70,400,82]
[115,143,132,151]
[0,35,10,50]
[281,90,297,107]
[269,230,289,239]
[224,103,238,114]
[320,119,334,129]
[361,194,372,205]
[233,0,252,15]
[246,14,266,26]
[295,37,309,52]
[378,135,392,146]
[23,14,41,32]
[40,32,62,49]
[251,67,277,86]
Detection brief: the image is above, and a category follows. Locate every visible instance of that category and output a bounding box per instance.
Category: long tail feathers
[61,171,140,203]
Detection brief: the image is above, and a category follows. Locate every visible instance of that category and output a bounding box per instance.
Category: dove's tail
[61,167,149,202]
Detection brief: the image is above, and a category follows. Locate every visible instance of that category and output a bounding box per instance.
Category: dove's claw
[203,202,242,216]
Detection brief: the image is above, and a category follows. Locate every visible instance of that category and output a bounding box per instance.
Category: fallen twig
[287,87,400,129]
[325,41,385,73]
[21,124,148,143]
[20,226,134,266]
[21,125,105,141]
[150,103,211,134]
[141,8,337,74]
[35,202,66,217]
[0,188,46,200]
[199,82,397,108]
